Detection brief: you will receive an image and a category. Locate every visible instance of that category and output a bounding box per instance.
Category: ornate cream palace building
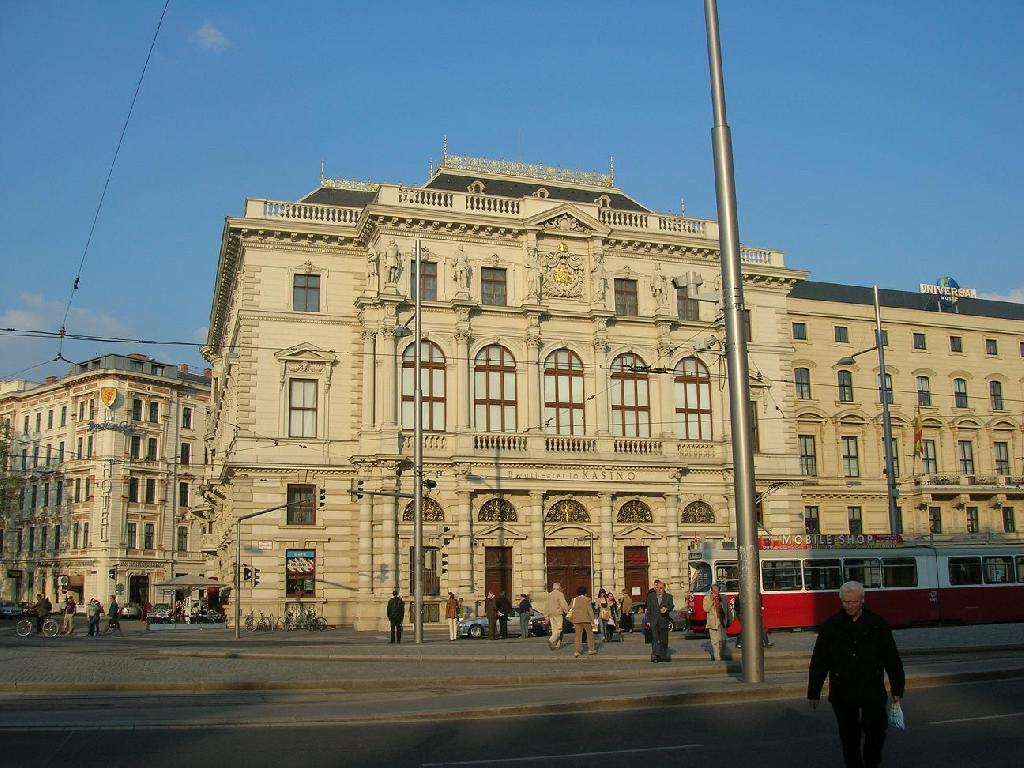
[0,354,210,607]
[201,154,1022,629]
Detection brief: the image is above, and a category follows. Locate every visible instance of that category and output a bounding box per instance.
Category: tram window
[843,558,882,589]
[1017,557,1024,584]
[715,562,739,593]
[948,557,982,585]
[762,560,802,591]
[804,559,842,591]
[982,556,1015,585]
[689,562,712,593]
[882,558,918,588]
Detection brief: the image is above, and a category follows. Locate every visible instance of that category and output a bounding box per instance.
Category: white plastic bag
[888,700,906,731]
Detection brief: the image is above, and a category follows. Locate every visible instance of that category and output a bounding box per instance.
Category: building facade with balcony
[787,281,1024,543]
[0,354,211,608]
[201,153,807,629]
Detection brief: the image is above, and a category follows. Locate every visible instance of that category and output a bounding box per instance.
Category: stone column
[455,489,473,597]
[593,336,610,436]
[528,491,547,595]
[525,336,542,433]
[665,494,681,592]
[600,494,614,589]
[455,328,471,431]
[658,371,676,439]
[361,330,376,430]
[357,495,373,624]
[380,327,399,428]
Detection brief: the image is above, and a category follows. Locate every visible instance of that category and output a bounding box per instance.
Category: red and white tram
[685,534,1024,633]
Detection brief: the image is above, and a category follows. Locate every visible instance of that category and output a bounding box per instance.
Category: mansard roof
[300,186,378,207]
[790,280,1024,321]
[425,171,650,213]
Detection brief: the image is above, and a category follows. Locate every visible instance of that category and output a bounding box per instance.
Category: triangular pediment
[618,524,661,539]
[525,203,609,236]
[475,523,527,541]
[274,342,338,365]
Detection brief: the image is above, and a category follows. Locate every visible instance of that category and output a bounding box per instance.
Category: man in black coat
[808,580,905,768]
[496,591,514,639]
[645,579,674,662]
[386,589,405,644]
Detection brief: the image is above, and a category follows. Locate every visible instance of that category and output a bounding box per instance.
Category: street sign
[257,541,273,550]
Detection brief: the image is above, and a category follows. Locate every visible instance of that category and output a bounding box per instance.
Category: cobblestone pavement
[1,618,1021,691]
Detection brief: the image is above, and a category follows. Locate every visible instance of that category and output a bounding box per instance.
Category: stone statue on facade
[384,240,401,287]
[591,251,608,305]
[526,247,543,301]
[652,262,669,311]
[366,247,379,294]
[449,244,470,297]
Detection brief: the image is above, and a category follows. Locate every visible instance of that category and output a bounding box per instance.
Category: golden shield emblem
[100,387,118,408]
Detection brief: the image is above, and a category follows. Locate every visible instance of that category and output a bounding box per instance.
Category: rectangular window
[126,522,137,549]
[409,261,437,301]
[60,406,66,427]
[74,478,81,503]
[842,436,860,477]
[28,527,34,551]
[146,438,157,461]
[179,443,191,466]
[144,478,156,504]
[834,326,849,343]
[966,506,979,534]
[176,526,188,552]
[803,558,841,590]
[848,506,863,535]
[792,322,807,340]
[148,402,159,423]
[55,480,63,506]
[47,410,53,429]
[614,278,638,316]
[958,440,975,475]
[293,273,321,312]
[917,376,932,406]
[794,368,812,399]
[837,371,854,402]
[35,412,41,432]
[950,335,963,353]
[985,338,998,355]
[879,330,889,347]
[285,549,316,597]
[843,556,880,587]
[85,477,92,500]
[42,482,49,508]
[983,556,1015,584]
[31,484,38,508]
[73,522,80,549]
[879,373,894,405]
[128,477,140,503]
[799,435,817,476]
[929,506,942,534]
[743,310,752,343]
[86,435,93,458]
[894,506,903,535]
[922,439,938,475]
[58,441,64,463]
[883,558,917,587]
[130,435,141,460]
[132,398,143,421]
[885,438,900,478]
[804,506,820,535]
[89,399,95,420]
[676,287,699,321]
[948,557,981,585]
[1003,507,1016,534]
[990,381,1004,410]
[143,523,154,550]
[178,481,189,508]
[182,406,193,429]
[954,379,969,408]
[286,484,315,525]
[480,267,507,306]
[82,522,89,547]
[288,379,318,438]
[994,442,1010,475]
[762,560,802,591]
[913,332,927,350]
[77,401,85,421]
[40,527,47,551]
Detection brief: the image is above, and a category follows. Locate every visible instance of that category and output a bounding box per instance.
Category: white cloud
[190,21,231,51]
[192,326,209,344]
[977,288,1024,304]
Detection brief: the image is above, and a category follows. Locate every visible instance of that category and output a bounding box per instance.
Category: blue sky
[2,1,1022,380]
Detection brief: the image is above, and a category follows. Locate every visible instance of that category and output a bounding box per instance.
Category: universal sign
[919,276,976,306]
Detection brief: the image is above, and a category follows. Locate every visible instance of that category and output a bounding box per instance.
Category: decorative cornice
[320,177,381,193]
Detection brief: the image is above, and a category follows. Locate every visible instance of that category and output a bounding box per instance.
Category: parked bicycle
[16,613,59,638]
[282,606,326,631]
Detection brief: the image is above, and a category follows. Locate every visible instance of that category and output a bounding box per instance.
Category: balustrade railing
[473,433,528,451]
[544,436,597,453]
[257,199,361,224]
[466,194,520,215]
[398,187,454,209]
[613,438,663,455]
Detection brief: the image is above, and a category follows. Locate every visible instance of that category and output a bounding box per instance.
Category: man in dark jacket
[386,590,405,644]
[808,580,905,768]
[495,591,514,639]
[645,579,674,662]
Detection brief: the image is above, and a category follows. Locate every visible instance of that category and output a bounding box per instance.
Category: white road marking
[421,744,702,766]
[929,711,1024,725]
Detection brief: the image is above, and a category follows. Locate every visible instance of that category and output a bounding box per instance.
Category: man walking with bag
[544,582,569,651]
[646,579,674,662]
[808,580,905,768]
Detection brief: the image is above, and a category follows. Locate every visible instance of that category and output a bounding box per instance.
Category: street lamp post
[413,239,425,644]
[837,285,900,534]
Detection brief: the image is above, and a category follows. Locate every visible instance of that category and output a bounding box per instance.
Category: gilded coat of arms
[541,242,584,298]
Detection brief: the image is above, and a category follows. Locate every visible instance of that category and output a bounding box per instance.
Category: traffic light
[441,525,453,547]
[422,478,437,492]
[243,565,253,582]
[318,487,327,508]
[440,550,449,575]
[107,568,116,580]
[253,568,261,587]
[350,479,364,500]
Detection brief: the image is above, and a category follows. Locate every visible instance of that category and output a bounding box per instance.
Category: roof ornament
[320,159,325,184]
[609,155,615,185]
[443,135,449,164]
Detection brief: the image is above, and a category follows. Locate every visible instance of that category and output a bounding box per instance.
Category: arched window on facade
[544,499,590,523]
[610,353,651,437]
[681,501,715,524]
[617,499,653,523]
[544,349,585,435]
[402,497,445,521]
[402,341,446,431]
[478,498,518,522]
[674,358,712,440]
[474,345,517,433]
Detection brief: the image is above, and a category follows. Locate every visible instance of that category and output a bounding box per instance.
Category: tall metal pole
[233,517,241,639]
[704,0,764,683]
[413,239,424,643]
[874,286,900,533]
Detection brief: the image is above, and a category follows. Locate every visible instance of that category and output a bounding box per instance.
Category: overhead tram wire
[53,0,172,364]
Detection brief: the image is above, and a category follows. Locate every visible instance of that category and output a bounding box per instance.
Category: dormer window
[533,188,549,199]
[595,194,611,207]
[467,180,485,194]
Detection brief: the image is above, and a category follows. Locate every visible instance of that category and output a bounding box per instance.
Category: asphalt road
[4,676,1023,768]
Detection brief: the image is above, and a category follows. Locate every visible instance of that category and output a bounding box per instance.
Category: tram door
[546,547,591,596]
[623,546,649,603]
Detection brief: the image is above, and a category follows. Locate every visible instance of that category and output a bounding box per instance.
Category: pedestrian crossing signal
[350,479,364,500]
[253,568,261,587]
[318,487,327,508]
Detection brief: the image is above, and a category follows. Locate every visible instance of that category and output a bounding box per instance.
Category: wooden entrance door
[546,546,591,597]
[484,546,512,598]
[623,546,649,603]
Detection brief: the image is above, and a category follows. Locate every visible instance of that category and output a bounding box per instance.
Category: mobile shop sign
[758,534,905,550]
[919,276,976,306]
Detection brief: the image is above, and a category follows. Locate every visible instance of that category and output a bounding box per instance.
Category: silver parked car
[458,608,548,639]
